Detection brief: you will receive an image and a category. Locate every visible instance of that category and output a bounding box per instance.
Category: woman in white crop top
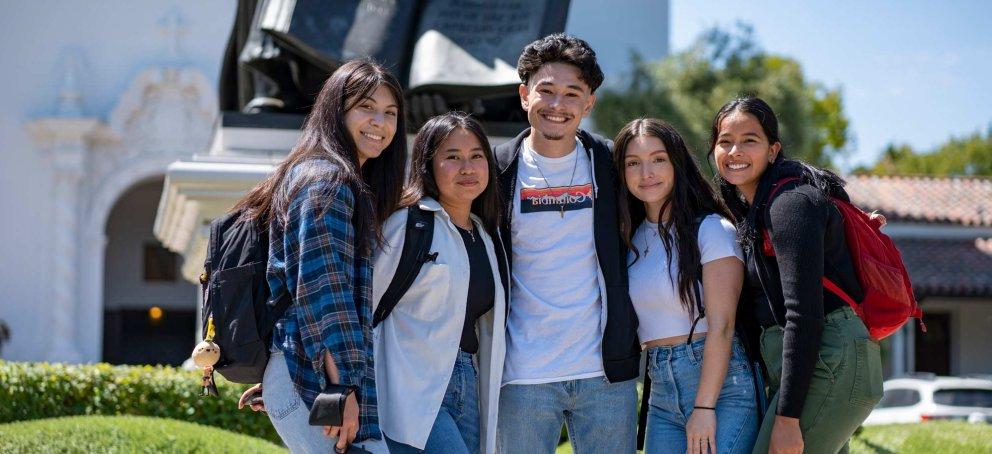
[614,118,759,454]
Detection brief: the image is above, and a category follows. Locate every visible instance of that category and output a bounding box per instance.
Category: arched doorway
[101,177,197,366]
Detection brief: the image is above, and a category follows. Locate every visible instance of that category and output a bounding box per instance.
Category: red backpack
[762,177,925,340]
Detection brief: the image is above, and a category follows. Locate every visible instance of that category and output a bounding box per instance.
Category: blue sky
[669,0,992,170]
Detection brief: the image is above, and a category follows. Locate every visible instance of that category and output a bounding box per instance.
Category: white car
[863,374,992,425]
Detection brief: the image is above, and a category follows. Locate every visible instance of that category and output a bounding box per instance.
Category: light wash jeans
[644,336,759,454]
[497,375,638,454]
[385,350,481,453]
[262,350,388,454]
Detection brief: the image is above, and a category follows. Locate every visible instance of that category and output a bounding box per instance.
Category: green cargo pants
[752,306,884,454]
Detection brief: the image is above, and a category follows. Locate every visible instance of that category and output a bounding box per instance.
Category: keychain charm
[191,316,221,397]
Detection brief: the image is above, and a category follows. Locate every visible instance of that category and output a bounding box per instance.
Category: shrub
[0,361,279,443]
[0,415,286,453]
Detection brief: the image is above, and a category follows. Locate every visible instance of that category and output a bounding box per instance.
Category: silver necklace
[457,223,475,242]
[642,224,660,256]
[531,147,579,218]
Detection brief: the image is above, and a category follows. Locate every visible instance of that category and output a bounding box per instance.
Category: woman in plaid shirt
[234,59,406,453]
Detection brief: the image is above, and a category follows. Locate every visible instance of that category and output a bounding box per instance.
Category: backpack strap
[760,177,802,257]
[766,176,802,205]
[636,353,651,450]
[372,206,436,328]
[685,213,713,345]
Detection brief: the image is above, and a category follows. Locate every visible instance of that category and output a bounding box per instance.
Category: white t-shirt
[504,140,604,385]
[628,214,743,343]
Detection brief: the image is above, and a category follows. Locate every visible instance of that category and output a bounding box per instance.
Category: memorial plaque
[408,0,570,99]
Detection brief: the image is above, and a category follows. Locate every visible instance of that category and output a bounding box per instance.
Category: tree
[593,24,850,169]
[862,127,992,176]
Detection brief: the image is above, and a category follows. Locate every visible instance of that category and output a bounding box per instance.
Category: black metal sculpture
[219,0,570,128]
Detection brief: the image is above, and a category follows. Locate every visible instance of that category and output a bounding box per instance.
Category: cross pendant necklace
[643,226,660,256]
[533,147,579,219]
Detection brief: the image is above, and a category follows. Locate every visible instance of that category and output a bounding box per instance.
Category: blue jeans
[497,376,638,454]
[262,350,388,454]
[386,350,480,453]
[644,337,759,454]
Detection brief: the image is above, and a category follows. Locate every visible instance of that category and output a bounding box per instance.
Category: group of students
[232,33,884,454]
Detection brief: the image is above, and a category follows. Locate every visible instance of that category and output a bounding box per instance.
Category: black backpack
[372,205,437,328]
[201,206,437,383]
[200,211,291,384]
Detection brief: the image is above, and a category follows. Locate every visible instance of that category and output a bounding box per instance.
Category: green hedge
[0,361,279,444]
[0,415,286,453]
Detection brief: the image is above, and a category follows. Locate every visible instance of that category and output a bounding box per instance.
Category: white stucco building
[0,0,671,365]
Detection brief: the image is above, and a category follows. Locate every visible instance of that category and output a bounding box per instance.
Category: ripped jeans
[644,336,759,454]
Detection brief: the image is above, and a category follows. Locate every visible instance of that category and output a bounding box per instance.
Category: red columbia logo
[520,184,593,214]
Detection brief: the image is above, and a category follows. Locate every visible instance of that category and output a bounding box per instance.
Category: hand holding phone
[238,384,265,412]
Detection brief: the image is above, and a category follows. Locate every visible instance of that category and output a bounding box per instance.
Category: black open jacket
[493,128,641,383]
[742,159,863,418]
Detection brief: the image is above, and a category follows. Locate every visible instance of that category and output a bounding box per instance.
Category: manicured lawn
[556,422,992,453]
[0,415,287,453]
[849,422,992,453]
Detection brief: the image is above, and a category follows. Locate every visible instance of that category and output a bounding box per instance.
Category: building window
[144,243,178,282]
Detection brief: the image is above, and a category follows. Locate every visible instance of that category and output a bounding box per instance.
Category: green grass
[850,422,992,453]
[556,422,992,453]
[0,415,287,453]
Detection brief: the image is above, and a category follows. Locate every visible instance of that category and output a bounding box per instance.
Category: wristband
[693,405,716,411]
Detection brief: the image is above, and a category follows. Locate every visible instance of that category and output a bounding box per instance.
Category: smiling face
[433,127,489,210]
[623,134,676,222]
[518,62,596,142]
[713,111,781,202]
[344,84,399,167]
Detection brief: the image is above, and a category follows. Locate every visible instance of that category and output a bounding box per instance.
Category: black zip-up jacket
[494,128,641,383]
[747,160,863,418]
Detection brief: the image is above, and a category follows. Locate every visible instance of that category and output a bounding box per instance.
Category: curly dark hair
[517,33,604,92]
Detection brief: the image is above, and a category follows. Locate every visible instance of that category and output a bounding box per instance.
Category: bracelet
[694,405,716,411]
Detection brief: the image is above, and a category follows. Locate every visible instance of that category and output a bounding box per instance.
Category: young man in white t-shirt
[493,34,640,454]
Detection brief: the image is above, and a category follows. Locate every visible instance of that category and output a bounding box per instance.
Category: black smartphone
[243,389,263,407]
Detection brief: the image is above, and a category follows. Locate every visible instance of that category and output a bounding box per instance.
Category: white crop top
[628,214,743,343]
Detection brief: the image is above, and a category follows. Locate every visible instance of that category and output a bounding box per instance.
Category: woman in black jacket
[709,96,883,454]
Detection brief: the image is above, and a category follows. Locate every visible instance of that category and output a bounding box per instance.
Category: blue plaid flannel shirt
[268,166,379,441]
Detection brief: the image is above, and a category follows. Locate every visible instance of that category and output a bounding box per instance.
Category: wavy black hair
[708,96,847,252]
[615,118,733,318]
[232,59,407,254]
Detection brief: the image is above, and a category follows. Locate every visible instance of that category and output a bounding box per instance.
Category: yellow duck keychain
[191,316,221,397]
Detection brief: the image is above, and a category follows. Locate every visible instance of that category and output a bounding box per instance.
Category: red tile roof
[895,238,992,298]
[842,175,992,298]
[845,175,992,227]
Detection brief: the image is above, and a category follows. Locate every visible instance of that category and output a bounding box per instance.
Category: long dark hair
[401,112,502,237]
[708,96,846,252]
[615,118,732,317]
[232,59,407,254]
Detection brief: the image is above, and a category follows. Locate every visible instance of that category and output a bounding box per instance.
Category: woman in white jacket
[373,112,507,454]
